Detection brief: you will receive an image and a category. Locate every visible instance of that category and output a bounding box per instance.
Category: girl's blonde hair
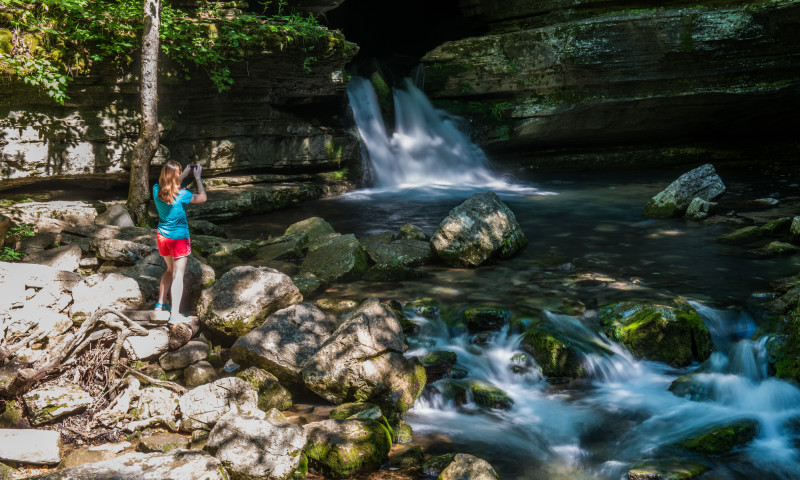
[158,161,182,205]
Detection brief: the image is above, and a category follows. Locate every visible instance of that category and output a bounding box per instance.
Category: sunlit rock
[179,377,263,432]
[0,429,61,465]
[236,366,293,411]
[70,272,146,319]
[644,164,726,218]
[22,245,82,272]
[23,383,92,425]
[431,191,526,267]
[299,233,368,283]
[519,325,585,378]
[303,418,391,478]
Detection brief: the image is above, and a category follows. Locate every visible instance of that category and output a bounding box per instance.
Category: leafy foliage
[0,0,343,102]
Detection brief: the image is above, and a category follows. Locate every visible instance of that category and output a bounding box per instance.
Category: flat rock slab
[0,429,61,464]
[159,340,209,371]
[23,384,93,426]
[25,449,227,480]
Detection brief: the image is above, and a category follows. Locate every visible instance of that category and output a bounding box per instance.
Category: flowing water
[223,78,800,479]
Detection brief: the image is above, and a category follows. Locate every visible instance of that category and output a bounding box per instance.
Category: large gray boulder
[25,450,227,480]
[644,164,726,218]
[299,233,368,283]
[430,192,527,267]
[197,266,302,339]
[22,245,82,272]
[70,272,146,319]
[303,418,391,478]
[301,298,426,419]
[178,377,263,432]
[284,217,335,243]
[206,412,307,480]
[95,203,135,227]
[231,303,338,389]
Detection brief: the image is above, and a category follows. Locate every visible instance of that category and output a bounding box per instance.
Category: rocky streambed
[1,163,800,479]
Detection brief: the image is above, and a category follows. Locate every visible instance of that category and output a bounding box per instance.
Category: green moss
[520,326,585,378]
[325,140,345,166]
[466,379,513,410]
[329,403,381,420]
[404,297,440,318]
[681,420,758,454]
[716,226,762,245]
[304,420,390,478]
[463,304,509,332]
[0,400,23,428]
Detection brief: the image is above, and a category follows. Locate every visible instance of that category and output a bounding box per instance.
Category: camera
[189,163,198,170]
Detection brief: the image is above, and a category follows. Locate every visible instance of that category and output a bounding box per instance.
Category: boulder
[123,327,170,361]
[231,303,337,389]
[299,233,368,283]
[398,223,428,241]
[464,379,513,410]
[439,453,501,480]
[23,384,93,425]
[26,450,227,480]
[716,225,762,245]
[301,298,426,418]
[329,402,382,421]
[0,261,82,292]
[361,239,432,267]
[236,367,293,412]
[187,219,227,238]
[285,217,335,243]
[179,377,263,431]
[403,297,440,319]
[685,197,717,221]
[431,192,526,267]
[137,433,190,454]
[760,217,792,236]
[22,245,82,272]
[600,301,712,367]
[644,164,726,218]
[70,273,146,319]
[95,203,135,227]
[291,272,322,298]
[203,238,258,270]
[206,412,307,480]
[519,325,585,378]
[132,387,181,421]
[627,460,709,480]
[183,361,219,388]
[419,351,458,382]
[0,429,60,464]
[463,304,509,332]
[159,340,210,371]
[363,263,424,282]
[681,420,758,454]
[92,238,155,264]
[254,233,307,263]
[197,266,302,339]
[303,418,391,478]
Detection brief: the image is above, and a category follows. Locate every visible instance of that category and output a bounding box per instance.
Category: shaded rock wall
[421,0,800,168]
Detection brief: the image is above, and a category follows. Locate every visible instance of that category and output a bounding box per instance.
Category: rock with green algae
[285,217,335,244]
[760,217,792,236]
[364,262,424,282]
[329,402,382,420]
[303,418,391,479]
[404,297,440,319]
[0,400,25,428]
[236,366,293,412]
[627,460,709,480]
[463,304,510,332]
[388,299,420,333]
[420,350,458,382]
[22,383,93,426]
[136,433,190,454]
[681,420,758,454]
[716,225,762,245]
[754,241,800,257]
[464,379,513,410]
[0,463,13,480]
[600,301,712,367]
[643,164,725,218]
[299,233,368,283]
[519,325,585,378]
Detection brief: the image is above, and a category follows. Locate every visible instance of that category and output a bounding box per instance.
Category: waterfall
[346,76,498,189]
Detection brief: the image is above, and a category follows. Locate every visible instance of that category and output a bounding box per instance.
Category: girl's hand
[193,164,203,179]
[180,165,192,180]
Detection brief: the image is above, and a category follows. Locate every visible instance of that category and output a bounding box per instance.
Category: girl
[152,160,207,323]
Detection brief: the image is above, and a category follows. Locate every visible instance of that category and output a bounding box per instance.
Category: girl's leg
[158,255,174,306]
[170,255,188,314]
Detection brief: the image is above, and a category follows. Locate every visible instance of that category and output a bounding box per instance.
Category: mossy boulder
[420,350,458,382]
[643,164,725,218]
[760,217,792,236]
[463,304,509,332]
[329,402,382,420]
[0,400,25,428]
[681,420,758,454]
[600,301,712,366]
[627,460,709,480]
[236,366,293,412]
[303,418,391,478]
[285,217,335,244]
[716,226,762,245]
[519,325,585,378]
[465,379,513,410]
[299,233,368,283]
[404,297,440,319]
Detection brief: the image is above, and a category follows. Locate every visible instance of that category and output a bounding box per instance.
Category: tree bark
[127,0,161,226]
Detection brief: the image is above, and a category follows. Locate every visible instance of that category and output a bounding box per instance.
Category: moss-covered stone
[422,453,457,478]
[388,299,419,333]
[519,325,585,378]
[404,297,440,319]
[627,460,709,480]
[0,400,24,428]
[236,366,293,412]
[462,304,510,332]
[420,350,458,382]
[716,226,762,245]
[304,419,391,478]
[465,379,513,410]
[600,301,712,366]
[681,420,758,454]
[329,402,382,420]
[760,217,792,236]
[395,420,413,444]
[0,462,14,480]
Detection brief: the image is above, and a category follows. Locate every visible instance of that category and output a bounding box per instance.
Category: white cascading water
[405,304,800,479]
[347,76,508,190]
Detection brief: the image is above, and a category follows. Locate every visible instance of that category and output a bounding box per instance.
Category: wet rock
[362,239,432,267]
[398,223,428,241]
[303,418,391,478]
[300,233,368,283]
[644,164,725,218]
[716,225,762,245]
[187,219,226,238]
[0,429,60,464]
[28,450,227,480]
[22,245,82,272]
[285,217,335,243]
[159,340,209,371]
[431,379,468,406]
[627,460,709,480]
[760,217,792,236]
[420,350,458,382]
[463,304,509,332]
[236,366,293,411]
[301,298,426,419]
[684,197,717,221]
[183,361,219,388]
[363,263,423,282]
[23,383,92,425]
[137,433,190,453]
[231,303,337,389]
[386,444,424,468]
[431,191,527,267]
[439,453,501,480]
[681,420,758,454]
[179,377,263,431]
[329,403,382,420]
[207,412,308,480]
[600,301,713,366]
[197,265,302,339]
[750,241,800,258]
[70,272,146,319]
[254,233,307,263]
[59,442,130,468]
[519,325,585,378]
[404,297,440,319]
[291,272,322,297]
[95,203,134,227]
[123,327,170,361]
[464,379,513,410]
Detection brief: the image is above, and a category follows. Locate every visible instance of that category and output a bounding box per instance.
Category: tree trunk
[127,0,161,226]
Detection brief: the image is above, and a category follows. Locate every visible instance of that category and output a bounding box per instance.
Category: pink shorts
[156,232,191,258]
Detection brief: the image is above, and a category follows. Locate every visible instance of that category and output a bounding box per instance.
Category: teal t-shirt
[153,184,193,239]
